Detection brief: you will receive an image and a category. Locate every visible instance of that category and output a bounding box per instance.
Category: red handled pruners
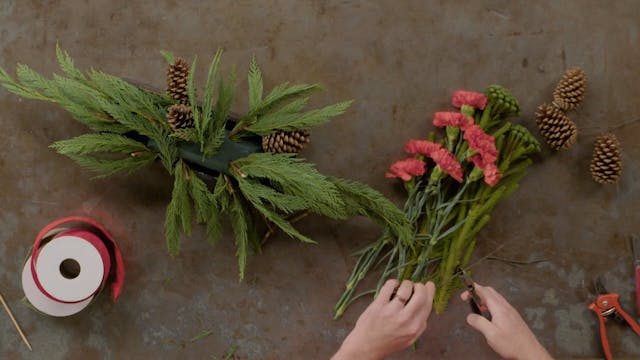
[588,277,640,360]
[631,235,640,314]
[456,267,491,320]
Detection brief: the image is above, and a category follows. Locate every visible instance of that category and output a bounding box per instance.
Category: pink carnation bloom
[430,148,463,182]
[483,163,503,186]
[469,155,502,186]
[452,90,487,110]
[433,112,473,129]
[385,158,427,181]
[404,139,442,156]
[468,154,487,169]
[463,124,498,164]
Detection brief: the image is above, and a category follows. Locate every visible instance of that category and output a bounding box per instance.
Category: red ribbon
[29,216,125,303]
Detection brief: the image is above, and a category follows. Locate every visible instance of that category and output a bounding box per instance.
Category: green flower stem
[335,240,386,318]
[479,102,493,128]
[410,182,468,280]
[461,237,476,268]
[504,159,532,177]
[434,184,505,311]
[492,122,511,139]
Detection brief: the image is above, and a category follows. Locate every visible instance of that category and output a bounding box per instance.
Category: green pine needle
[217,67,236,124]
[330,178,412,244]
[248,56,263,111]
[245,100,353,134]
[64,152,157,178]
[56,43,86,82]
[237,177,308,214]
[165,161,192,256]
[246,197,314,243]
[170,128,199,142]
[189,330,213,343]
[233,153,348,219]
[186,168,224,245]
[0,66,52,101]
[187,57,200,127]
[50,133,150,155]
[213,175,231,211]
[200,50,222,139]
[186,168,214,224]
[257,83,321,116]
[160,50,176,65]
[230,195,250,280]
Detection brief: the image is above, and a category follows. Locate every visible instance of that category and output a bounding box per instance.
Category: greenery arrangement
[335,86,541,317]
[0,45,411,280]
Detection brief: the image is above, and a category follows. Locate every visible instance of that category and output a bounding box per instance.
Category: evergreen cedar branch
[0,45,412,280]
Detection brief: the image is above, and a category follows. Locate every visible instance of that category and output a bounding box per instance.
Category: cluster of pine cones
[165,58,310,154]
[535,67,622,184]
[535,67,585,151]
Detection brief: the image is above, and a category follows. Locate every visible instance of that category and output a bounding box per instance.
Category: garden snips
[631,234,640,314]
[588,277,640,360]
[456,267,491,320]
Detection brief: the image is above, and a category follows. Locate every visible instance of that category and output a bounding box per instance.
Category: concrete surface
[1,0,640,359]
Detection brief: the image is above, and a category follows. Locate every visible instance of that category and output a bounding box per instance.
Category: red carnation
[452,90,487,110]
[483,163,503,186]
[431,148,463,182]
[405,139,442,156]
[385,158,427,181]
[469,155,502,186]
[463,124,498,164]
[433,112,473,129]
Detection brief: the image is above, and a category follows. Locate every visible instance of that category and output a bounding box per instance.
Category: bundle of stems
[335,86,541,317]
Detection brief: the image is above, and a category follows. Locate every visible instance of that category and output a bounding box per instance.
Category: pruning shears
[631,235,640,314]
[457,267,491,320]
[588,277,640,360]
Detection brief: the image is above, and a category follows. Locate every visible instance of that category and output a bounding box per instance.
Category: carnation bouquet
[335,86,541,316]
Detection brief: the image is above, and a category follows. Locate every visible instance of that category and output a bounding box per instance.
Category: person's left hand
[332,279,436,360]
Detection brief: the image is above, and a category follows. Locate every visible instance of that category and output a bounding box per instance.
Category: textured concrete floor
[1,0,640,359]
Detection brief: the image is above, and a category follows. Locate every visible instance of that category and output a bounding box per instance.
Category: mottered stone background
[1,1,640,359]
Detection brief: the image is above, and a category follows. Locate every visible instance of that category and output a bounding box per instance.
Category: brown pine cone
[167,58,190,104]
[553,67,586,111]
[535,103,577,150]
[262,130,311,154]
[590,133,622,184]
[167,104,194,130]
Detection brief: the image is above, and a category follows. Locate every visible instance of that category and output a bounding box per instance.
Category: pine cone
[262,130,311,154]
[553,67,586,111]
[590,133,622,184]
[167,104,194,130]
[535,103,577,150]
[167,58,190,104]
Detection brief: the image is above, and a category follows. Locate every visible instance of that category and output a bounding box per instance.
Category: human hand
[461,283,552,360]
[332,279,436,360]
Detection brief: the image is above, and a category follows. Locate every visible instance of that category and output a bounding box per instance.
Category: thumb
[466,313,495,339]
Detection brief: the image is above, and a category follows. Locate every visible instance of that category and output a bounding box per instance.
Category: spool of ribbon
[21,216,125,317]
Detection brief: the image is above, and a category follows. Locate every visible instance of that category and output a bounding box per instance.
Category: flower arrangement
[335,86,541,317]
[0,46,411,280]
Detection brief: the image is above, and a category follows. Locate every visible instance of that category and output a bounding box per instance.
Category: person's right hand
[460,283,553,360]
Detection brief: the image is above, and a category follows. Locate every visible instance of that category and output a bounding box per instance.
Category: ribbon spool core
[22,216,125,317]
[59,259,81,279]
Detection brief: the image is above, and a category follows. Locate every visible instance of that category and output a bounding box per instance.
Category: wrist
[332,337,380,360]
[518,342,552,360]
